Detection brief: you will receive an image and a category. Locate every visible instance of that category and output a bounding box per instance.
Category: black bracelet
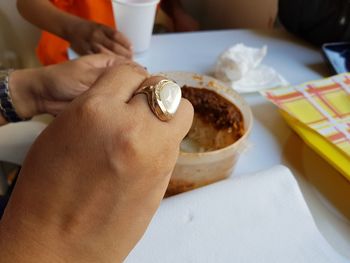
[0,70,27,123]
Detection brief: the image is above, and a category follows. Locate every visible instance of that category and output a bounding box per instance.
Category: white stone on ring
[155,80,181,116]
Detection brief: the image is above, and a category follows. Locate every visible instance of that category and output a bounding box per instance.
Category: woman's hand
[8,53,130,120]
[67,20,132,58]
[0,63,193,262]
[35,53,133,115]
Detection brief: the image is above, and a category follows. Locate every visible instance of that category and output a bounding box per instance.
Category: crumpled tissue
[215,43,288,93]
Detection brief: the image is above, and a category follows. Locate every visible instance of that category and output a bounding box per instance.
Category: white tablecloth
[126,166,348,263]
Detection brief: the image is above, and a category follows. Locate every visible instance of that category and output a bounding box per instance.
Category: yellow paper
[261,73,350,180]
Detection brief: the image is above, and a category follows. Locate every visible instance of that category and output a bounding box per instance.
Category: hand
[67,19,132,58]
[9,53,130,119]
[16,0,132,59]
[0,63,193,262]
[35,53,133,116]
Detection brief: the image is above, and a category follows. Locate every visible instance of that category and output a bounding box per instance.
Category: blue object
[322,42,350,74]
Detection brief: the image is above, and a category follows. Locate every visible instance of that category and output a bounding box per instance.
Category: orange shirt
[37,0,115,65]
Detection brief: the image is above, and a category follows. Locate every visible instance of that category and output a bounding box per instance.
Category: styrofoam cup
[112,0,160,53]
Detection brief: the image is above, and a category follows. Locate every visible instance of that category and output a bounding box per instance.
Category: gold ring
[134,79,181,121]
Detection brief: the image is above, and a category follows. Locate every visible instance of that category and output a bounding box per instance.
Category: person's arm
[0,63,193,262]
[17,0,132,57]
[17,0,76,40]
[0,53,129,126]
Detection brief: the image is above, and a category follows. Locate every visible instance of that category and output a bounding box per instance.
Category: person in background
[160,0,200,32]
[17,0,199,66]
[0,54,193,262]
[279,0,350,45]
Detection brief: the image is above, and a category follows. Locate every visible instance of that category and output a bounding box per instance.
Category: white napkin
[126,165,348,263]
[215,44,288,93]
[0,121,46,165]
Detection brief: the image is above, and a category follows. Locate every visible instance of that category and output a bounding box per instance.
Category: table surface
[133,29,350,259]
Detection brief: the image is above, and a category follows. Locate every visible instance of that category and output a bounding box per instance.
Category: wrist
[8,69,43,119]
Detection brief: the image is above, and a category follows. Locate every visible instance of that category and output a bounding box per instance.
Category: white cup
[112,0,160,53]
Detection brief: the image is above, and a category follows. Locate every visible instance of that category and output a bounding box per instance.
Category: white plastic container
[111,0,160,53]
[160,72,253,196]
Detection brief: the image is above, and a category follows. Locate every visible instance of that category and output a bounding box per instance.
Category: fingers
[76,23,133,58]
[113,31,132,50]
[96,26,132,58]
[76,52,128,68]
[103,26,132,50]
[168,98,194,142]
[70,54,144,99]
[92,44,116,56]
[87,63,149,101]
[101,38,133,59]
[72,41,94,56]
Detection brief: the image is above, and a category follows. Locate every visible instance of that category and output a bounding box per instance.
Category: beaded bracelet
[0,70,27,122]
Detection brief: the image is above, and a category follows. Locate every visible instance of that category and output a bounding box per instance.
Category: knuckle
[77,95,105,121]
[117,121,142,158]
[103,120,142,175]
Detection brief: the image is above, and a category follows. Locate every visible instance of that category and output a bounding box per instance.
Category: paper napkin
[0,121,46,165]
[261,73,350,180]
[125,165,348,263]
[215,44,288,93]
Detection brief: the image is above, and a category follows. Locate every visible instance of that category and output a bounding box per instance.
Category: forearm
[0,223,64,263]
[17,0,83,40]
[0,163,171,263]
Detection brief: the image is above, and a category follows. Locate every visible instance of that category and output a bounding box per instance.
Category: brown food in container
[160,72,253,197]
[181,86,244,153]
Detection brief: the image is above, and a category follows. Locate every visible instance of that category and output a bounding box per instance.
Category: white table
[133,29,350,258]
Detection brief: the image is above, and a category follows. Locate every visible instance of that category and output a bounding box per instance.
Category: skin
[0,53,129,125]
[17,0,199,57]
[0,59,193,262]
[161,0,200,32]
[16,0,132,58]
